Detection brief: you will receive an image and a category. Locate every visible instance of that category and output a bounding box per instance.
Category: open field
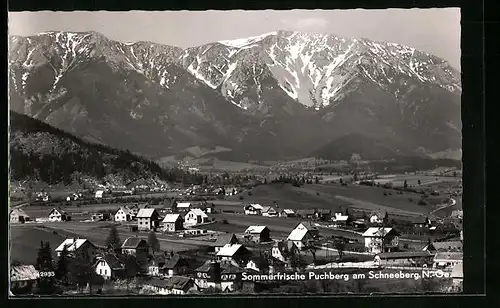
[10,225,66,265]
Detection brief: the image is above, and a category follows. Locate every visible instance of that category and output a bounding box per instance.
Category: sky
[8,9,461,69]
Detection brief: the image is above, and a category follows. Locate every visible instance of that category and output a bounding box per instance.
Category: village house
[176,202,192,212]
[244,203,264,215]
[315,209,332,221]
[121,237,150,259]
[161,253,194,277]
[216,244,252,267]
[244,226,271,243]
[295,209,317,220]
[374,251,434,267]
[48,208,70,222]
[184,208,209,227]
[369,212,385,225]
[272,240,298,264]
[10,208,31,223]
[162,214,184,232]
[433,252,463,269]
[214,233,239,253]
[143,276,196,295]
[148,255,166,277]
[245,255,270,274]
[115,206,133,222]
[55,238,97,263]
[279,209,296,218]
[10,265,39,295]
[413,216,433,229]
[261,206,278,217]
[422,240,463,252]
[195,260,249,293]
[91,212,111,222]
[94,190,105,199]
[286,222,319,250]
[362,227,400,254]
[199,202,215,214]
[94,254,131,280]
[352,219,367,229]
[35,192,51,202]
[137,208,160,231]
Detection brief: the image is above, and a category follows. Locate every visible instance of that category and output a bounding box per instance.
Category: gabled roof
[177,202,191,208]
[245,226,268,234]
[428,241,463,251]
[296,209,317,216]
[137,208,156,218]
[362,227,398,237]
[187,208,208,218]
[49,208,68,215]
[216,244,248,257]
[162,214,182,223]
[262,206,276,213]
[247,203,263,210]
[97,254,126,270]
[281,209,295,214]
[10,208,29,217]
[121,237,149,249]
[10,265,39,281]
[214,233,239,247]
[164,276,193,291]
[287,228,309,241]
[376,251,433,259]
[116,207,132,215]
[55,238,93,252]
[296,221,318,231]
[163,254,183,269]
[149,254,166,267]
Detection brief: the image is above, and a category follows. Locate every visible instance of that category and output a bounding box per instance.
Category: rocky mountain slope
[8,30,462,162]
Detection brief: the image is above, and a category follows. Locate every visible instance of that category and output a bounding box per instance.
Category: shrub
[418,200,428,206]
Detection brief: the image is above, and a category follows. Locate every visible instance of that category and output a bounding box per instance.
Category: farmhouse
[184,209,209,226]
[199,202,215,214]
[216,244,252,266]
[195,260,247,292]
[261,206,278,217]
[48,208,70,222]
[162,214,184,232]
[91,212,110,222]
[362,227,400,254]
[95,190,105,199]
[374,251,434,267]
[244,226,271,243]
[148,255,166,277]
[214,233,239,253]
[176,202,192,212]
[279,209,296,218]
[55,238,97,262]
[161,253,194,277]
[144,276,196,295]
[433,252,463,269]
[296,209,317,219]
[95,254,129,280]
[369,210,386,224]
[332,212,349,225]
[412,216,432,229]
[137,208,160,231]
[422,240,463,252]
[316,209,332,221]
[244,204,264,215]
[121,237,150,261]
[10,265,39,295]
[245,255,270,273]
[286,222,318,250]
[10,208,31,223]
[115,207,133,222]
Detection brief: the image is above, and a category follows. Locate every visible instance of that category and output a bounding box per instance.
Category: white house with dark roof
[244,204,264,215]
[261,206,278,217]
[48,208,70,222]
[279,209,296,218]
[162,214,184,232]
[55,238,97,262]
[115,206,133,222]
[137,208,160,231]
[362,227,400,254]
[286,222,319,250]
[214,233,239,253]
[184,209,209,227]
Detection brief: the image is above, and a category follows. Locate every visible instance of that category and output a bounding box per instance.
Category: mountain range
[8,30,462,163]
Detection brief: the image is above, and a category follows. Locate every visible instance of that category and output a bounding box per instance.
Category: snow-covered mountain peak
[218,31,278,48]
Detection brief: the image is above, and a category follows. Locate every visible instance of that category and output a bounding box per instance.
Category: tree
[404,180,408,189]
[106,226,122,251]
[339,178,344,184]
[383,212,389,225]
[36,241,56,294]
[333,239,346,260]
[68,257,95,293]
[315,177,319,184]
[148,231,160,253]
[418,180,421,186]
[55,245,70,284]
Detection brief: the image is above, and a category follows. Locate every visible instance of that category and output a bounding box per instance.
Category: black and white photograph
[8,8,464,296]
